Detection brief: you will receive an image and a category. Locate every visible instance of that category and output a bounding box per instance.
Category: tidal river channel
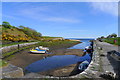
[25,39,93,73]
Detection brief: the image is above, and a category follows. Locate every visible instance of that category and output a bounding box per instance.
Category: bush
[103,37,120,46]
[2,21,13,29]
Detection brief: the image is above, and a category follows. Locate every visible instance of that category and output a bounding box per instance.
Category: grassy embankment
[1,26,62,47]
[0,59,8,67]
[1,36,62,47]
[103,37,120,46]
[1,26,38,47]
[3,40,80,59]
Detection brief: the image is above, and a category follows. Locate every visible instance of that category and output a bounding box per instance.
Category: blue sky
[2,2,118,38]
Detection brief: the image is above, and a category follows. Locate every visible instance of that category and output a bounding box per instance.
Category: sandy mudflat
[38,62,82,77]
[5,43,84,77]
[6,49,83,68]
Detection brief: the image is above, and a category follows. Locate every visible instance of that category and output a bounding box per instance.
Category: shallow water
[25,54,91,73]
[25,39,93,73]
[68,39,92,49]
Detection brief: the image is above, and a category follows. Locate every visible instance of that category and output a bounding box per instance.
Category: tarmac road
[96,40,120,79]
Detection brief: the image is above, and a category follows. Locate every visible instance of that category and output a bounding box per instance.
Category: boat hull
[30,50,46,54]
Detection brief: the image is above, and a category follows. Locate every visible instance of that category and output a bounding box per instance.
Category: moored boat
[30,49,46,54]
[78,60,90,71]
[38,46,49,50]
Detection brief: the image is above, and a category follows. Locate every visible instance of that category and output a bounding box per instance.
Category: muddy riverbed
[38,62,82,77]
[4,39,94,77]
[6,48,84,68]
[6,49,84,77]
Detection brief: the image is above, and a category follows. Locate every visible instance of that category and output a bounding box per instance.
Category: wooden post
[17,41,20,52]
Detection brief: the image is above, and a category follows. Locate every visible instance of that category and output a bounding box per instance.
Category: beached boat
[78,60,90,71]
[30,49,47,54]
[38,46,49,50]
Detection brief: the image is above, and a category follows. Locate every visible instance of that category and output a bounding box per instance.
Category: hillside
[2,27,30,41]
[1,21,63,45]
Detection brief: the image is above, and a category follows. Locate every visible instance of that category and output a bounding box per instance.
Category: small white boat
[78,60,89,71]
[38,46,49,50]
[30,49,46,54]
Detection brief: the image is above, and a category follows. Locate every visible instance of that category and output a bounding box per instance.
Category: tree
[110,33,117,38]
[2,21,12,28]
[101,36,105,39]
[107,35,112,38]
[18,25,25,29]
[18,25,42,37]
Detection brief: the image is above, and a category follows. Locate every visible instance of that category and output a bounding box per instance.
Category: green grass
[1,26,8,30]
[41,36,62,38]
[37,40,80,48]
[3,44,38,58]
[0,60,8,67]
[3,40,80,59]
[103,37,120,46]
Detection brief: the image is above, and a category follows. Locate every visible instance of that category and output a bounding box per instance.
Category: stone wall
[0,42,38,58]
[1,64,24,78]
[1,42,38,78]
[22,41,103,78]
[69,40,102,78]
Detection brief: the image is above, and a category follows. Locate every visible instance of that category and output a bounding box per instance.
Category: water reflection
[25,54,91,73]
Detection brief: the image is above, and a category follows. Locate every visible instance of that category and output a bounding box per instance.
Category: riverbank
[2,39,85,78]
[5,49,83,68]
[38,62,82,77]
[4,40,83,68]
[4,40,84,77]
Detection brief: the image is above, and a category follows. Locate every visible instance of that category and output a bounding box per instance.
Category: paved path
[96,41,119,52]
[96,41,120,79]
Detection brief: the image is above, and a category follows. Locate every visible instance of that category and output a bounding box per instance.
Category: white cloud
[2,14,19,20]
[90,2,118,16]
[44,17,80,23]
[68,29,87,32]
[20,6,48,16]
[17,5,81,23]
